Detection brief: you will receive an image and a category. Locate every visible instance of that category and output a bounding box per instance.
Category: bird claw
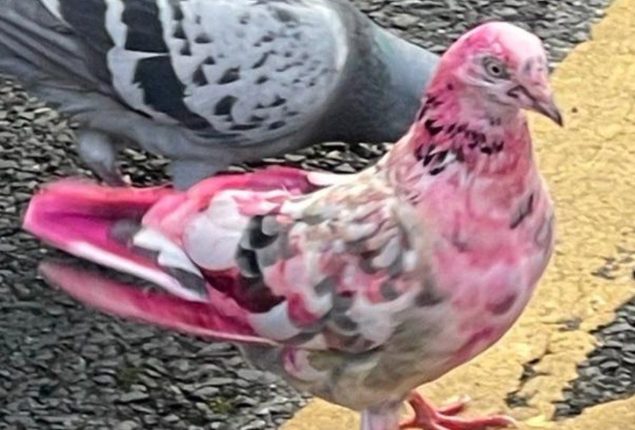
[435,395,471,416]
[400,392,517,430]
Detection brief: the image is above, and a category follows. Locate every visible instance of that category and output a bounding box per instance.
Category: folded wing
[24,167,439,354]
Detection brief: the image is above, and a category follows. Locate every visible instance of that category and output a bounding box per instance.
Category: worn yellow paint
[284,0,635,428]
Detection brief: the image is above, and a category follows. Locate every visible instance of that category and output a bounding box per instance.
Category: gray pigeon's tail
[0,0,103,99]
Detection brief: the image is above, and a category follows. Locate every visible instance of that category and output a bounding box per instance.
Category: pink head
[430,22,562,126]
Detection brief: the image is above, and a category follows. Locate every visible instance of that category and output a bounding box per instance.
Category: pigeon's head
[436,21,562,126]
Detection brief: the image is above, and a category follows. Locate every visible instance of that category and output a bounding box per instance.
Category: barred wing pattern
[45,0,349,143]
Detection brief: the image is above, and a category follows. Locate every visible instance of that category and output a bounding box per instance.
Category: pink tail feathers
[23,179,173,252]
[39,262,272,344]
[23,179,272,345]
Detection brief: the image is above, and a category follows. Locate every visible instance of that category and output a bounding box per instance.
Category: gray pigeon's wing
[48,0,350,144]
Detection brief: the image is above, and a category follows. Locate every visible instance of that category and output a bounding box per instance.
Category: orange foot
[400,392,517,430]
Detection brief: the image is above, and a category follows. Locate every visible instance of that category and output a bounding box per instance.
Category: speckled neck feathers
[401,84,532,171]
[380,73,540,231]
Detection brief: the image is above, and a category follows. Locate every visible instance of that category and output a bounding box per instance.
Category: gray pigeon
[0,0,439,188]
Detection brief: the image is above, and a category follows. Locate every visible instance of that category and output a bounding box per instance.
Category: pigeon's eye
[483,57,508,79]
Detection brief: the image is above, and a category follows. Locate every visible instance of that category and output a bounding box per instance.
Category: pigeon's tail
[38,261,274,345]
[22,179,177,285]
[0,0,102,96]
[22,179,275,345]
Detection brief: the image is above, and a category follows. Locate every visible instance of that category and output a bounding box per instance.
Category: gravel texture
[553,246,635,419]
[0,0,615,429]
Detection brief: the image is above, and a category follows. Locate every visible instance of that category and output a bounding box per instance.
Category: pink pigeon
[23,22,561,430]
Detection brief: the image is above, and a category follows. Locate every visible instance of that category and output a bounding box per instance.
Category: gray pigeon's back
[0,0,439,188]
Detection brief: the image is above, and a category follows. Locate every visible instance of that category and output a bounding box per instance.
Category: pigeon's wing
[175,172,440,353]
[24,168,438,353]
[48,0,350,143]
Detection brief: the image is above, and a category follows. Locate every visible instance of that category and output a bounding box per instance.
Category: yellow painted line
[284,0,635,428]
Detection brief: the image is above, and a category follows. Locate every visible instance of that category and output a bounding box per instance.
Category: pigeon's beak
[531,90,563,127]
[519,63,564,127]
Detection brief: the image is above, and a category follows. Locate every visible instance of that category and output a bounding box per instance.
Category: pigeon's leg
[76,129,127,186]
[400,392,516,430]
[169,159,226,190]
[360,404,400,430]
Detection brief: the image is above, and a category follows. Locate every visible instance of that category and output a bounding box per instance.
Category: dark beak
[532,95,563,127]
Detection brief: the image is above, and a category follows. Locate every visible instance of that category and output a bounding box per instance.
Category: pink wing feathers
[24,166,439,354]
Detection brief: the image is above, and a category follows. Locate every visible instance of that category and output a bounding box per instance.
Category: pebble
[205,377,235,386]
[193,386,221,398]
[115,420,140,430]
[237,369,267,382]
[242,419,268,430]
[117,391,150,404]
[391,14,419,29]
[163,414,180,423]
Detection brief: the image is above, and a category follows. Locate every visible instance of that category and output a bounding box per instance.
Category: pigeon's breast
[429,181,555,370]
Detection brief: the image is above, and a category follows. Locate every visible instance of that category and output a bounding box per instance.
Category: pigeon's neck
[381,79,537,207]
[316,23,439,144]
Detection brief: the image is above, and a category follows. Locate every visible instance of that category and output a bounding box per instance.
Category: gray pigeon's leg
[76,129,125,186]
[169,159,226,189]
